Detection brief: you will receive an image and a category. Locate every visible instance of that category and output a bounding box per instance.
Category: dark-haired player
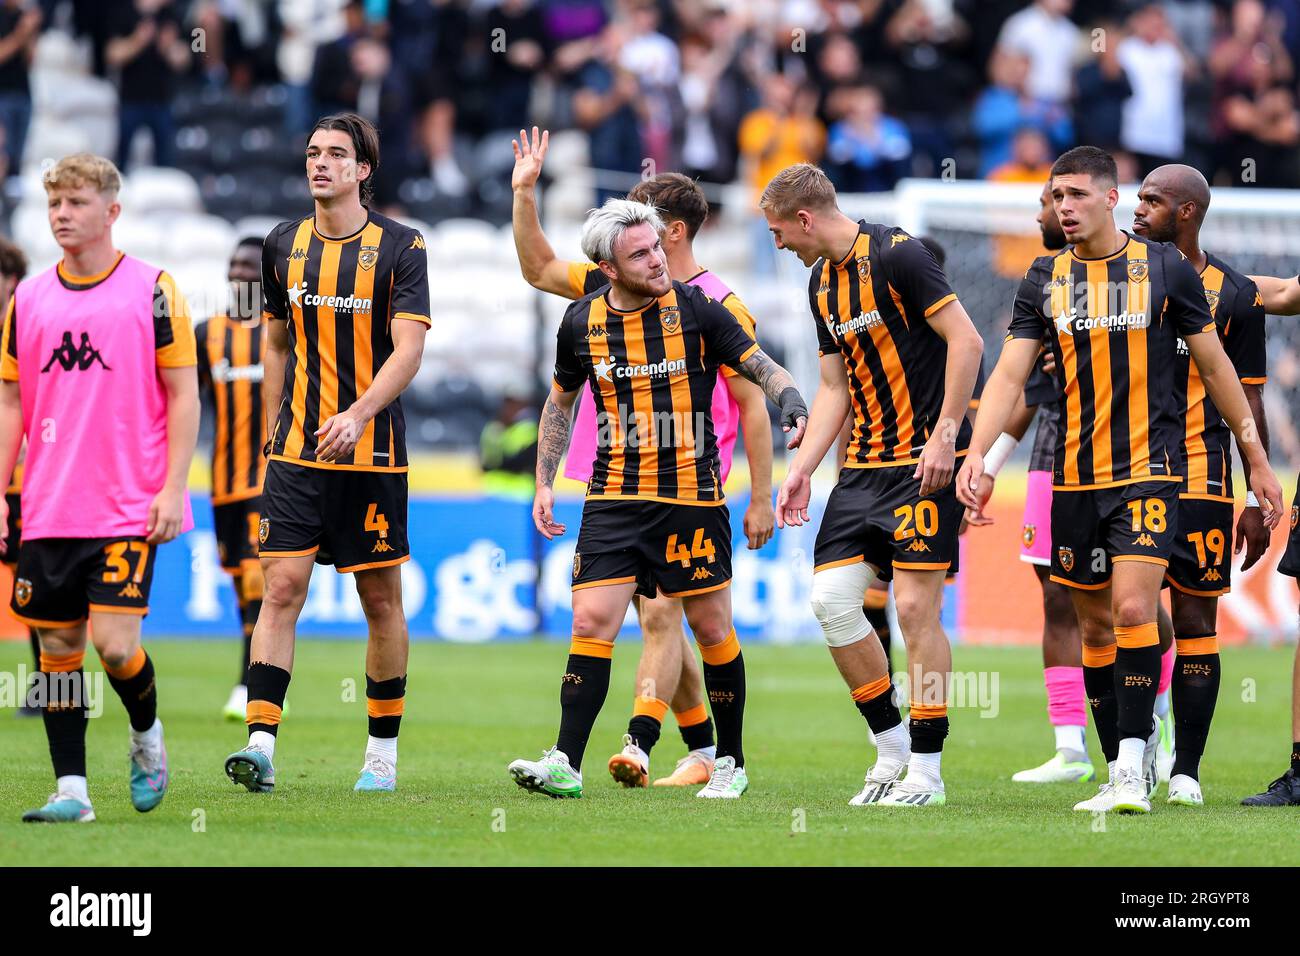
[507,198,808,800]
[959,146,1282,814]
[195,236,269,721]
[224,113,430,795]
[1131,163,1269,806]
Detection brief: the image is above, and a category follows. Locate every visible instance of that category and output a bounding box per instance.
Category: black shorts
[813,464,963,581]
[1277,480,1300,579]
[3,490,19,567]
[10,536,156,627]
[572,498,732,599]
[1165,496,1233,596]
[259,459,409,573]
[1050,480,1179,589]
[213,497,262,574]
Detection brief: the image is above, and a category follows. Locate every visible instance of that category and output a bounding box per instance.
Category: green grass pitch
[1,639,1297,866]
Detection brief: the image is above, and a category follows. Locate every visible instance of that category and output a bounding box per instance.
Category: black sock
[1084,660,1120,764]
[366,674,406,739]
[24,629,40,706]
[555,644,612,771]
[27,627,39,666]
[909,714,949,753]
[678,714,715,751]
[702,649,746,768]
[1114,643,1161,742]
[102,649,156,733]
[1292,742,1300,774]
[41,665,88,778]
[863,602,893,672]
[245,661,291,737]
[854,682,903,736]
[627,715,662,755]
[238,601,260,685]
[1171,639,1220,781]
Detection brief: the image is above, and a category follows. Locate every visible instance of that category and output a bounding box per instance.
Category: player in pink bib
[0,154,199,823]
[513,129,775,787]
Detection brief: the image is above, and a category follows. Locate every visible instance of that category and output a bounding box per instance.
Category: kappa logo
[358,244,379,270]
[288,249,308,261]
[1133,532,1157,547]
[410,235,425,250]
[856,256,871,283]
[1201,568,1223,582]
[691,566,713,581]
[118,583,143,599]
[41,332,111,373]
[659,305,681,333]
[586,323,607,340]
[1255,291,1264,307]
[905,539,931,553]
[1127,259,1149,283]
[561,673,582,685]
[14,577,31,607]
[816,277,829,295]
[258,517,270,545]
[371,540,394,553]
[1022,524,1036,548]
[1058,546,1075,572]
[890,233,910,246]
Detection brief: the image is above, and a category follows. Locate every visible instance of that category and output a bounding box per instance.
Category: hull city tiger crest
[258,516,270,545]
[856,256,871,283]
[1058,546,1074,572]
[14,577,31,607]
[1204,288,1220,314]
[573,552,581,579]
[1022,524,1036,548]
[1127,260,1148,283]
[358,245,379,270]
[659,305,681,333]
[1292,505,1298,532]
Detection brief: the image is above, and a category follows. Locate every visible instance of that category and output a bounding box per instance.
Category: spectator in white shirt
[1117,3,1193,176]
[996,0,1080,104]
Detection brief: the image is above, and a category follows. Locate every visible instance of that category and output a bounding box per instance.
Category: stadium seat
[430,219,499,264]
[166,214,236,261]
[120,167,203,215]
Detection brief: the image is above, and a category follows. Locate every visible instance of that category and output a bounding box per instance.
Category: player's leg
[353,563,407,792]
[21,622,94,822]
[810,558,907,804]
[878,567,952,807]
[1165,590,1218,806]
[1014,565,1094,782]
[89,608,168,812]
[652,627,716,786]
[609,593,685,787]
[224,558,264,720]
[862,579,894,672]
[224,553,313,792]
[509,579,638,798]
[680,584,748,798]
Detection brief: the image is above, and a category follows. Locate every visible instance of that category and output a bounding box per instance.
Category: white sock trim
[56,775,89,804]
[366,735,398,761]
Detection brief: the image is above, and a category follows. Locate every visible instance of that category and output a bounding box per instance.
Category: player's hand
[1249,467,1285,531]
[784,415,808,450]
[1039,348,1056,376]
[1234,503,1271,572]
[914,428,956,497]
[955,452,985,511]
[511,127,549,192]
[775,470,811,529]
[533,486,566,539]
[963,472,996,527]
[314,409,367,462]
[146,486,185,544]
[743,495,775,549]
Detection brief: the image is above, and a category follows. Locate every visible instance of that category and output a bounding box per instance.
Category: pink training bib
[564,270,743,486]
[12,255,194,539]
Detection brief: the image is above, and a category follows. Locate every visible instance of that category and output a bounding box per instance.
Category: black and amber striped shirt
[809,221,968,467]
[1008,233,1215,489]
[1173,253,1266,500]
[262,210,430,472]
[552,280,759,504]
[196,313,266,504]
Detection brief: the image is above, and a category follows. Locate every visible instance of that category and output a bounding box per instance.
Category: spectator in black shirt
[107,0,191,170]
[1072,19,1132,151]
[0,0,39,180]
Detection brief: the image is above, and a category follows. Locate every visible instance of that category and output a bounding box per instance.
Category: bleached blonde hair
[580,198,665,264]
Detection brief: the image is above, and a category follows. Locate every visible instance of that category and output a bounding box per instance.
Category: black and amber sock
[627,695,667,755]
[1291,742,1300,774]
[851,674,903,736]
[237,565,263,684]
[555,636,613,771]
[101,645,156,733]
[699,629,745,768]
[366,674,406,739]
[245,661,291,737]
[27,627,39,666]
[1082,643,1120,764]
[1171,634,1219,781]
[1114,624,1161,743]
[675,703,715,751]
[863,589,893,671]
[909,703,949,753]
[40,650,88,778]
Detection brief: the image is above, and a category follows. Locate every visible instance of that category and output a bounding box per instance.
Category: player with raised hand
[223,113,430,795]
[958,146,1282,815]
[768,163,985,808]
[0,153,199,822]
[511,127,775,788]
[1131,163,1270,806]
[507,198,807,800]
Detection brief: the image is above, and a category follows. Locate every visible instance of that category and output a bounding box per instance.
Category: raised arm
[512,127,584,298]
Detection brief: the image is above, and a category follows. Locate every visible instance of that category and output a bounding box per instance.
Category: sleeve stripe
[1240,376,1268,385]
[393,311,431,326]
[737,342,760,364]
[552,377,581,392]
[923,293,958,318]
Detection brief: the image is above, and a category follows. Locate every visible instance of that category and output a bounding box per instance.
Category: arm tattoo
[536,394,574,488]
[738,349,795,405]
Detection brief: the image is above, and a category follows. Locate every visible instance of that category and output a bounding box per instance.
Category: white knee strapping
[810,562,878,648]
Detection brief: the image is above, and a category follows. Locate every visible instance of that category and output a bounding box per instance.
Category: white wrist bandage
[984,433,1019,478]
